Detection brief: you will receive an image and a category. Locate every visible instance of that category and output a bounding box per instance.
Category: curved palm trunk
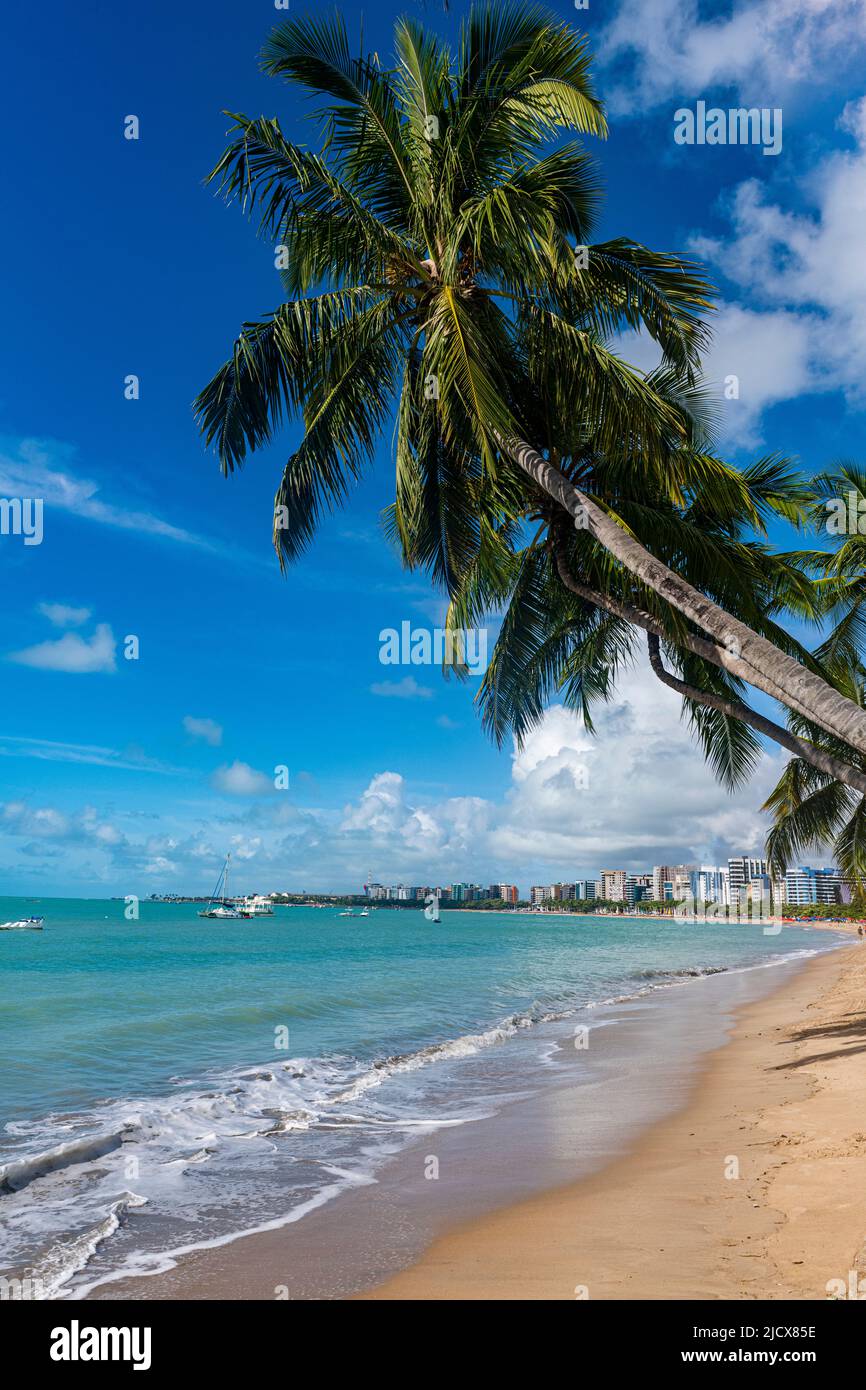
[506,434,866,755]
[553,540,866,792]
[552,541,797,709]
[646,635,866,796]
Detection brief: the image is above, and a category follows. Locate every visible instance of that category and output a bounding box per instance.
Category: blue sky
[2,0,866,896]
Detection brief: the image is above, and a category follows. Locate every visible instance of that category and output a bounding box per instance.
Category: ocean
[0,896,846,1298]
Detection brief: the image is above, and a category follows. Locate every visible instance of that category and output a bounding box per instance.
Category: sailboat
[198,853,244,919]
[423,892,441,924]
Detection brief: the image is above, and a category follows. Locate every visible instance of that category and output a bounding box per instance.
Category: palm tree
[758,467,866,883]
[456,449,866,795]
[194,3,866,761]
[763,662,866,891]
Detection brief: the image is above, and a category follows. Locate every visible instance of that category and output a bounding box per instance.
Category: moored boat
[198,854,245,919]
[238,894,275,918]
[0,916,44,931]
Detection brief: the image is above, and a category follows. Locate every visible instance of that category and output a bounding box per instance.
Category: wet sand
[82,932,861,1301]
[362,932,866,1299]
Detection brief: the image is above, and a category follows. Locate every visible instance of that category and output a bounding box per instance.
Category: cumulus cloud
[598,0,866,115]
[7,623,117,674]
[370,676,433,700]
[210,760,274,796]
[1,800,125,851]
[0,664,789,892]
[332,664,785,883]
[37,602,91,628]
[183,715,223,746]
[615,97,866,445]
[685,99,866,433]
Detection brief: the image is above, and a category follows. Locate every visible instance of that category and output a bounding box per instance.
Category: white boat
[338,909,357,917]
[238,895,275,918]
[198,854,245,919]
[359,908,369,918]
[0,916,44,931]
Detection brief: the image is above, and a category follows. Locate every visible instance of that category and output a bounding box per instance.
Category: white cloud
[0,438,210,549]
[0,665,790,891]
[183,715,223,747]
[0,735,180,773]
[1,800,125,851]
[7,623,117,674]
[370,676,433,700]
[686,100,866,429]
[598,0,866,114]
[618,304,816,448]
[333,664,784,882]
[615,97,866,445]
[229,834,263,860]
[37,602,91,628]
[211,760,273,796]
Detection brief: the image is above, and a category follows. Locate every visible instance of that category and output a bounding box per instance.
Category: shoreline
[77,927,857,1301]
[360,929,866,1300]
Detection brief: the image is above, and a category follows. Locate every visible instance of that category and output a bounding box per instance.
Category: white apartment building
[689,865,730,906]
[728,856,768,905]
[785,866,846,905]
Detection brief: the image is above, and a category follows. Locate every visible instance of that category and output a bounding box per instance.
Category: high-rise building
[728,856,768,906]
[652,865,674,900]
[546,882,577,901]
[653,865,694,901]
[498,884,519,904]
[530,885,547,905]
[689,866,729,906]
[600,869,626,902]
[627,873,653,906]
[785,866,847,905]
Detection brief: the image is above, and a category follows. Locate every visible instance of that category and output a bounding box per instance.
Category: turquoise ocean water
[0,896,844,1296]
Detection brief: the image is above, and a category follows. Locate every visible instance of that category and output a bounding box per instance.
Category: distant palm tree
[194,2,866,765]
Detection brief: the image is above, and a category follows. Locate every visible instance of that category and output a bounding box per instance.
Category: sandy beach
[361,930,866,1300]
[77,926,866,1303]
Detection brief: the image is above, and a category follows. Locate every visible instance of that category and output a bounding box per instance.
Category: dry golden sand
[359,932,866,1300]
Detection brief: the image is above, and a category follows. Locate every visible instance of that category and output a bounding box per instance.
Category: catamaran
[424,893,441,924]
[198,854,245,919]
[0,916,44,931]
